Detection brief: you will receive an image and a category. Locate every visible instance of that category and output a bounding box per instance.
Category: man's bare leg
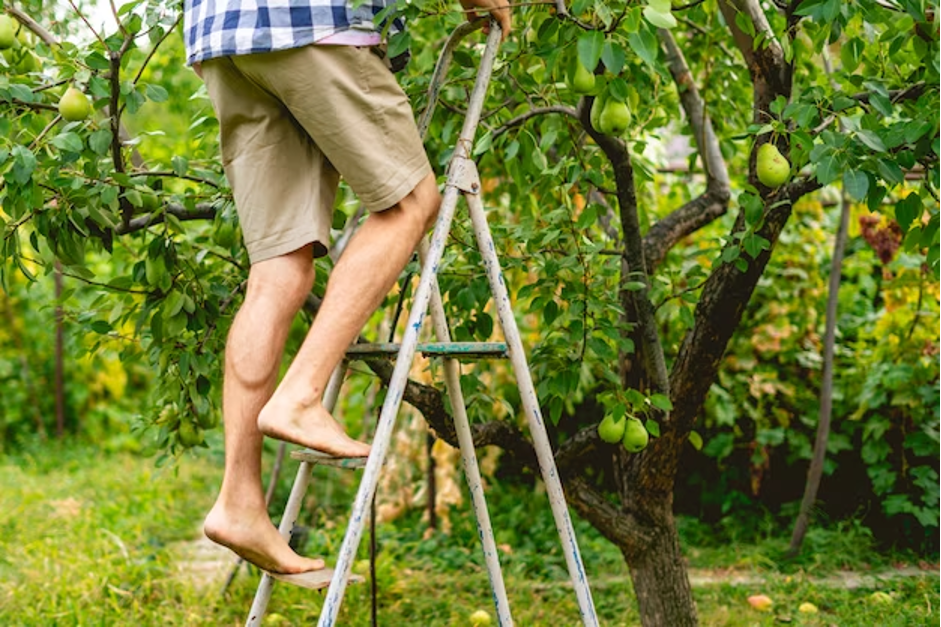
[203,244,325,574]
[258,172,441,453]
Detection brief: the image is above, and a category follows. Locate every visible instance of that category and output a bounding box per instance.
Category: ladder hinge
[447,155,481,195]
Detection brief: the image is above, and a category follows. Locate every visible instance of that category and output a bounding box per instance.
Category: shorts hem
[360,158,433,213]
[247,229,329,264]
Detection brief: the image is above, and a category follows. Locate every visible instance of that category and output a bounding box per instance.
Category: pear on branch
[59,86,91,122]
[756,143,790,188]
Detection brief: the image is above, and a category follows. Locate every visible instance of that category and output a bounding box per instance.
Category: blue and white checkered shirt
[183,0,401,65]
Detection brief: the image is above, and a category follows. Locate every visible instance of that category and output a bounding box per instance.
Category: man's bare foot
[204,502,324,574]
[257,396,371,458]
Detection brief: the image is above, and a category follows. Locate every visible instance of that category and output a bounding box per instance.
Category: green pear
[59,86,91,122]
[598,99,631,136]
[569,60,595,94]
[598,414,627,444]
[622,417,649,453]
[0,16,16,50]
[756,143,790,188]
[590,94,606,131]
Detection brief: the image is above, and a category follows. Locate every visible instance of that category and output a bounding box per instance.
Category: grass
[0,442,937,626]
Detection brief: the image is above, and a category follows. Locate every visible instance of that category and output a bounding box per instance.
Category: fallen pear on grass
[747,594,773,611]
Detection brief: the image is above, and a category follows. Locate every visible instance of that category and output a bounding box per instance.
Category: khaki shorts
[201,45,432,263]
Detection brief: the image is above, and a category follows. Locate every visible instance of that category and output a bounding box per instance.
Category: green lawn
[0,443,936,626]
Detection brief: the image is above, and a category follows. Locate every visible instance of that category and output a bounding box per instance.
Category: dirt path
[171,532,939,593]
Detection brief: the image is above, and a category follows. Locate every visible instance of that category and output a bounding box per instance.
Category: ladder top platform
[291,448,369,469]
[346,341,507,359]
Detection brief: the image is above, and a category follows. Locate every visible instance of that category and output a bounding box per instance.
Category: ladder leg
[420,238,514,627]
[465,191,600,627]
[246,367,347,626]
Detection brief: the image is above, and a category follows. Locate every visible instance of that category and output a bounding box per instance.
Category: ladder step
[291,449,369,469]
[347,341,508,359]
[267,567,364,591]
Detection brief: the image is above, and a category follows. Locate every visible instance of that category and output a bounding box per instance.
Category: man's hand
[459,0,512,40]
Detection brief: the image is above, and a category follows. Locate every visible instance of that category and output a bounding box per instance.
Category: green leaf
[869,93,893,117]
[843,170,869,201]
[601,41,626,75]
[688,431,703,451]
[623,281,646,291]
[90,320,113,334]
[649,393,673,411]
[856,130,886,153]
[10,145,36,186]
[840,37,864,73]
[864,184,886,213]
[577,31,605,73]
[89,129,113,155]
[144,83,169,103]
[171,155,189,177]
[734,11,756,37]
[876,158,904,185]
[473,130,492,156]
[51,132,84,154]
[642,6,677,29]
[741,193,764,227]
[895,193,922,233]
[831,95,857,111]
[626,29,659,67]
[814,155,841,186]
[387,31,411,58]
[85,51,111,70]
[645,419,661,437]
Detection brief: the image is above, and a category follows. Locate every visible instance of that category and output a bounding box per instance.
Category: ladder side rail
[246,367,347,626]
[416,20,484,139]
[464,190,600,627]
[317,25,505,627]
[419,238,514,627]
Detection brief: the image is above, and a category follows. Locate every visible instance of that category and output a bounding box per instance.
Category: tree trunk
[626,499,697,627]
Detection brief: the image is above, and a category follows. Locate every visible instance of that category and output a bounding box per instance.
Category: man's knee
[398,173,441,233]
[245,247,316,311]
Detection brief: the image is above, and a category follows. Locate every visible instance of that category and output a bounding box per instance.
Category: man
[182,0,511,578]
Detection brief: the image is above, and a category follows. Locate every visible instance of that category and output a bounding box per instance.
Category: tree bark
[626,504,698,627]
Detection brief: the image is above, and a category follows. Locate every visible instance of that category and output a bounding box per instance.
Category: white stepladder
[246,20,599,627]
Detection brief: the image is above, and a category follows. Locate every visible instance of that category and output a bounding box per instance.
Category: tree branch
[493,105,577,138]
[577,96,670,399]
[643,28,731,272]
[114,202,217,234]
[6,5,57,46]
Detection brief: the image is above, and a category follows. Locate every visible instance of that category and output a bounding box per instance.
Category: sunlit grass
[0,443,936,625]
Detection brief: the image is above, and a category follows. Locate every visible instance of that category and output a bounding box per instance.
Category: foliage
[688,197,939,548]
[0,0,938,622]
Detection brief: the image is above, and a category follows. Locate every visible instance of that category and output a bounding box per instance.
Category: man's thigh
[232,44,433,214]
